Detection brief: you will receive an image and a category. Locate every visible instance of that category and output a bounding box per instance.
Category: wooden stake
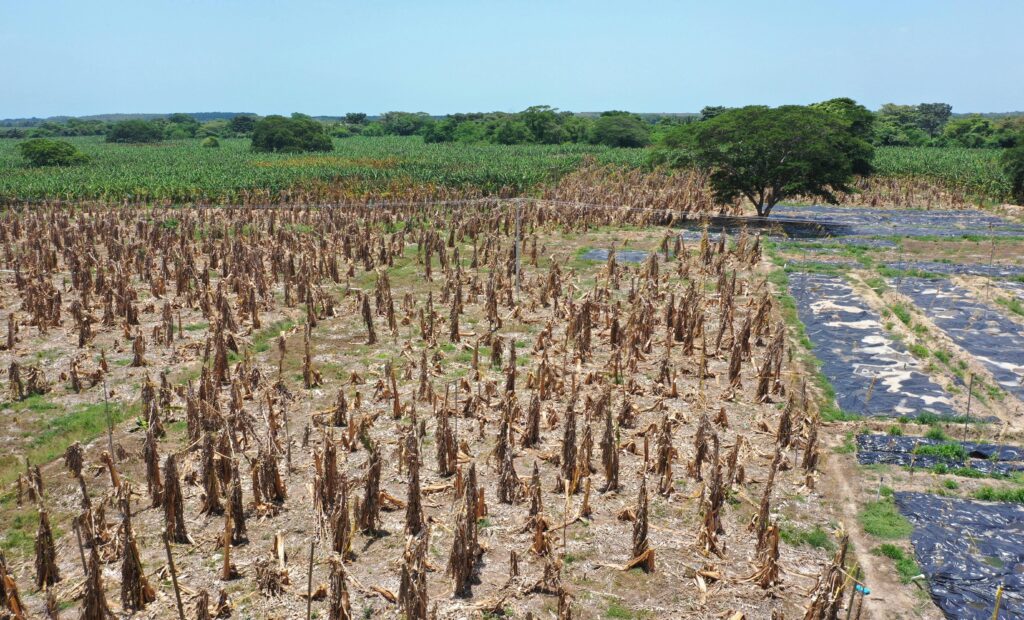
[163,533,186,620]
[72,516,88,576]
[306,537,316,620]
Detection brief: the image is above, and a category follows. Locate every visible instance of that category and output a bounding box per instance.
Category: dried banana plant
[600,400,619,492]
[398,530,430,620]
[358,440,382,534]
[80,546,114,620]
[200,433,224,516]
[34,509,60,589]
[142,430,163,508]
[747,521,781,589]
[627,475,655,573]
[447,462,481,597]
[405,430,424,535]
[804,536,850,620]
[698,432,725,558]
[162,454,190,544]
[328,556,352,620]
[119,489,155,611]
[0,550,27,620]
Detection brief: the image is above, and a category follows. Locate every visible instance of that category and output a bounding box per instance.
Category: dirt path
[819,437,942,620]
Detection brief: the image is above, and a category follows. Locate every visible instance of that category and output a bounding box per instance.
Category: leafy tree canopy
[380,111,431,136]
[251,114,333,153]
[590,112,651,148]
[1003,142,1024,204]
[700,106,730,121]
[106,119,163,143]
[17,138,88,167]
[229,114,258,134]
[654,105,873,216]
[344,112,368,125]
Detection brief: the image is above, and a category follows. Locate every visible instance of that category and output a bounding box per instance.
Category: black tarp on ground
[787,272,957,418]
[857,434,1024,476]
[770,205,1024,239]
[883,261,1024,278]
[894,492,1024,619]
[678,206,1024,240]
[898,278,1024,400]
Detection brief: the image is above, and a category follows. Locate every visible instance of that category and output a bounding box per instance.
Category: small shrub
[913,442,967,460]
[780,525,836,551]
[17,138,88,167]
[201,136,220,148]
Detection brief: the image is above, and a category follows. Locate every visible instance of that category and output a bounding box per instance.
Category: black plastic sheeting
[677,206,1024,240]
[894,491,1024,619]
[788,272,958,418]
[884,261,1024,279]
[857,434,1024,476]
[898,278,1024,400]
[771,205,1024,239]
[999,281,1024,301]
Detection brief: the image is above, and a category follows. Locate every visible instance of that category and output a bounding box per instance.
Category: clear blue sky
[3,0,1023,118]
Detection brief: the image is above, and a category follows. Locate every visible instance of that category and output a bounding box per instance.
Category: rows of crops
[873,146,1010,200]
[0,136,645,203]
[0,137,1011,205]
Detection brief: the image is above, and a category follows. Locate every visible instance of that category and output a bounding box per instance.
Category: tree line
[5,103,1023,149]
[9,102,1024,208]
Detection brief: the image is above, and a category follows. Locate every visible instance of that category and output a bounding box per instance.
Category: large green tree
[916,103,953,136]
[657,105,873,217]
[17,138,87,167]
[229,114,258,134]
[106,119,163,143]
[1003,143,1024,204]
[590,112,651,147]
[251,114,333,153]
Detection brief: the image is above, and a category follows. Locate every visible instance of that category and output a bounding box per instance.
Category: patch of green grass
[890,303,912,326]
[252,319,296,353]
[864,276,888,295]
[4,394,58,414]
[942,479,959,490]
[933,349,951,364]
[602,598,651,618]
[780,525,836,551]
[872,544,921,583]
[924,426,950,441]
[907,343,929,358]
[859,499,913,539]
[183,321,209,331]
[833,432,856,454]
[1,400,140,490]
[887,425,903,436]
[878,266,943,280]
[973,486,1024,504]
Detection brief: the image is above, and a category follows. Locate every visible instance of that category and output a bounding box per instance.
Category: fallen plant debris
[0,202,853,618]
